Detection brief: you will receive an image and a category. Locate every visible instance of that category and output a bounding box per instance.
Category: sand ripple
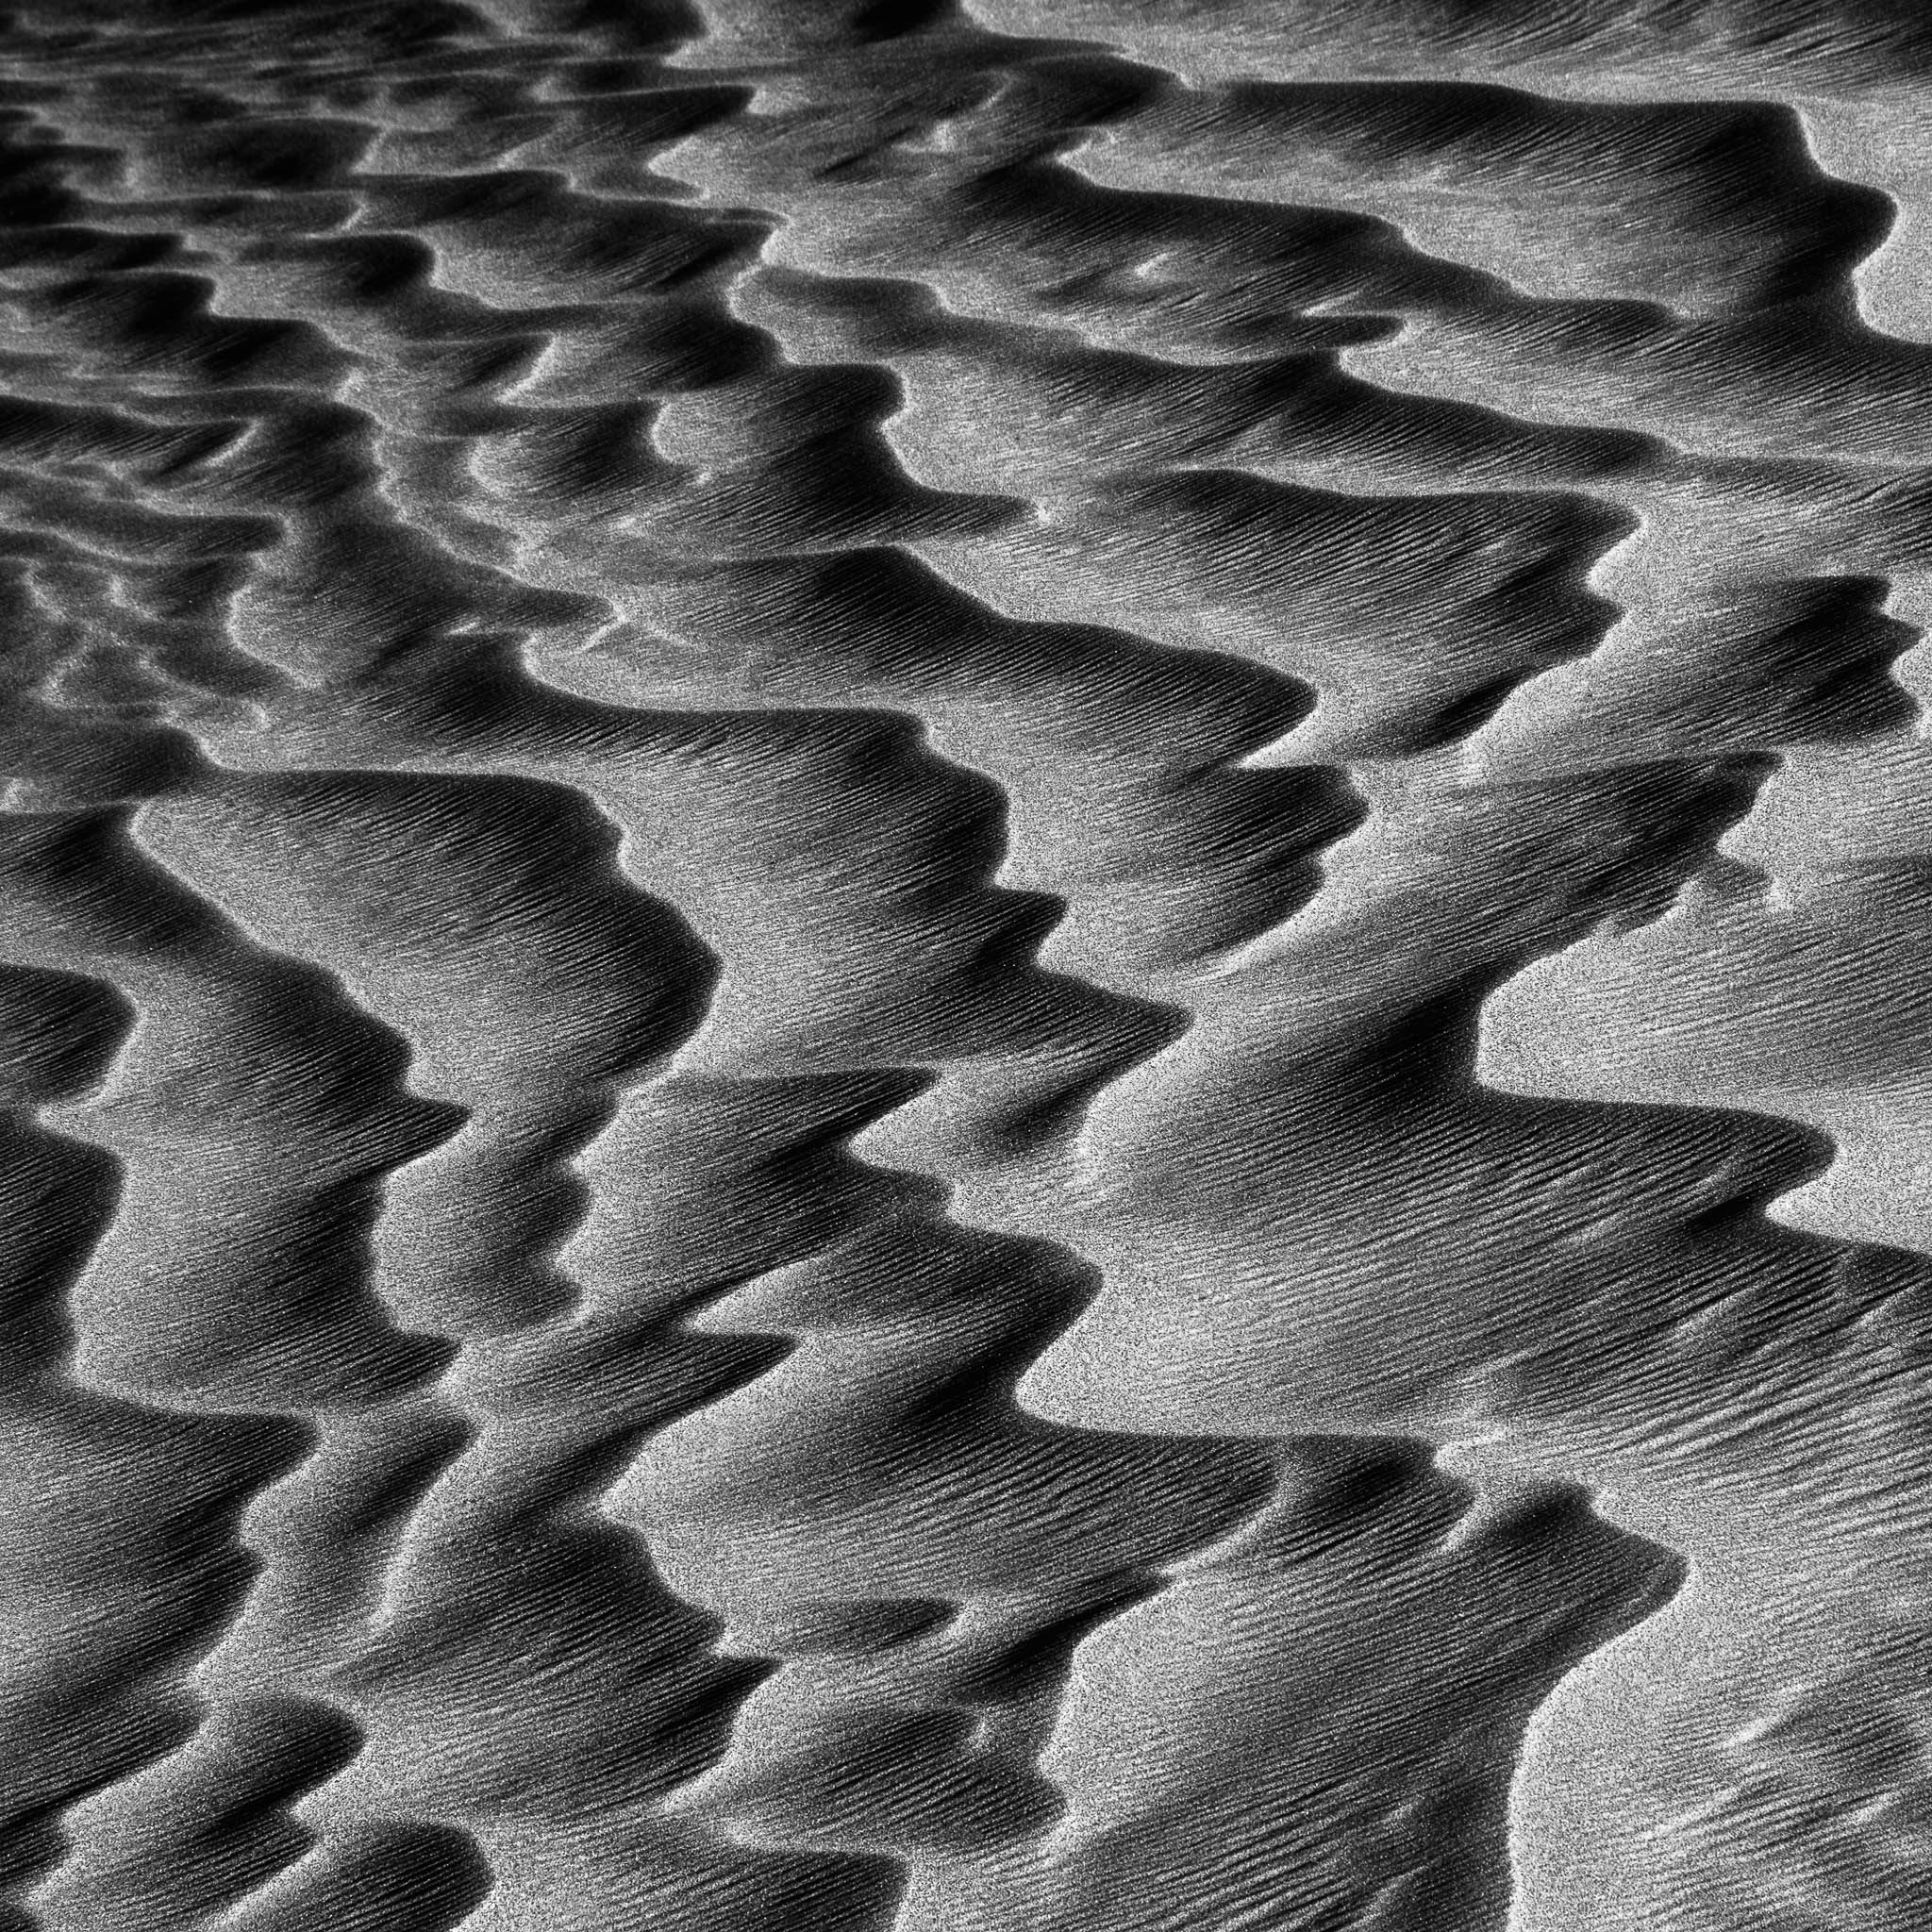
[3,2,1932,1927]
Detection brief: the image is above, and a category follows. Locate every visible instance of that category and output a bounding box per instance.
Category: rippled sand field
[5,1,1932,1926]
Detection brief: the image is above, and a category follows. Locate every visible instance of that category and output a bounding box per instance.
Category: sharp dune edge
[5,0,1932,1926]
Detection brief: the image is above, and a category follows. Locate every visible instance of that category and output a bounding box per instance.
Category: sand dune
[2,0,1930,1926]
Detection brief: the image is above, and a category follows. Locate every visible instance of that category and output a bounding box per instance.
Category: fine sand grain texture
[2,1,1931,1926]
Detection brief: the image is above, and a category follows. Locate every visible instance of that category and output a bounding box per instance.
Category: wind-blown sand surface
[3,0,1932,1925]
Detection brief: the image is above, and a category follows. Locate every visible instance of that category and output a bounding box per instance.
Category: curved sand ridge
[2,1,1932,1927]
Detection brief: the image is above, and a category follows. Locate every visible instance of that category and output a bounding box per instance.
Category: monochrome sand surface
[4,0,1932,1925]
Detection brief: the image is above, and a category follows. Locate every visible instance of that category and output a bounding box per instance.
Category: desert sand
[2,1,1930,1926]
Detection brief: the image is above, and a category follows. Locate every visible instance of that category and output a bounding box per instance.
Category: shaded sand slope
[2,1,1932,1928]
